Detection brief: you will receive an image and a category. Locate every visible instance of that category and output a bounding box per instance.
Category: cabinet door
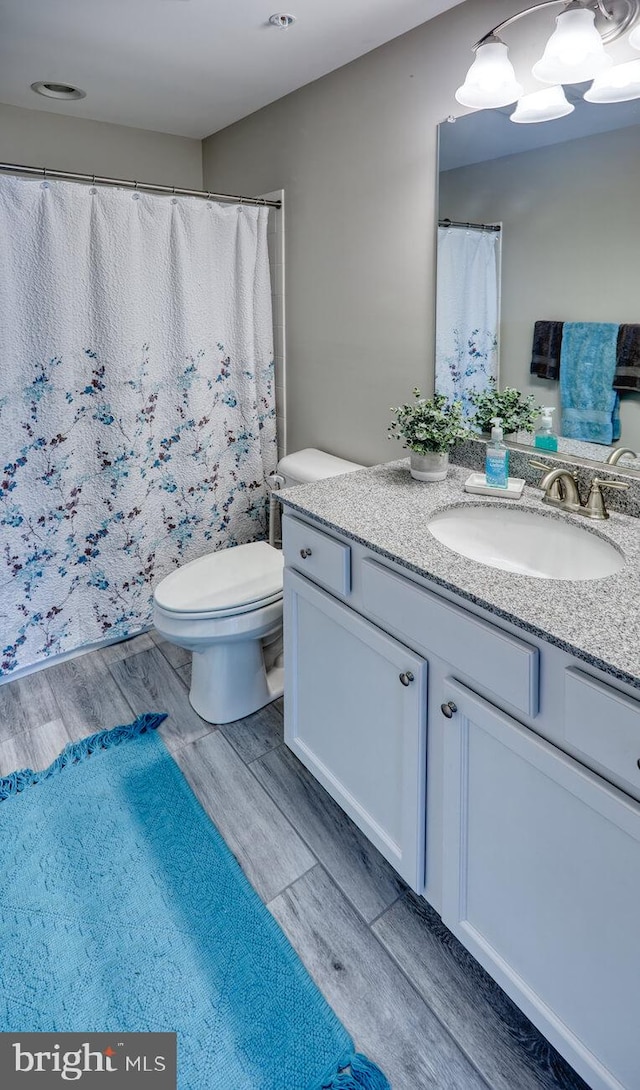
[284,569,427,891]
[442,678,640,1090]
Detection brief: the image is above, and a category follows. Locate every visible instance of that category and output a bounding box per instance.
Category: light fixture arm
[476,1,581,49]
[474,0,622,50]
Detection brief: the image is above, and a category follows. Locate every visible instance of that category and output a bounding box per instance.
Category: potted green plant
[388,389,469,481]
[469,379,540,438]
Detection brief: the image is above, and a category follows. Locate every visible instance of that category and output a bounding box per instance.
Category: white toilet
[152,448,363,724]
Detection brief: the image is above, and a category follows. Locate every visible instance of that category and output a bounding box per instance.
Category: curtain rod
[0,162,282,209]
[439,218,501,233]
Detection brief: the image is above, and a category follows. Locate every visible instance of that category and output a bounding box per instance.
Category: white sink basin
[428,506,624,581]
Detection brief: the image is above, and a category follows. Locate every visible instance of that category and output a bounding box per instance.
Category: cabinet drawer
[361,559,538,717]
[282,514,351,596]
[565,667,640,795]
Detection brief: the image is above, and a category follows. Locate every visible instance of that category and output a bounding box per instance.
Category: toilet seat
[154,590,282,622]
[154,540,284,617]
[153,594,283,647]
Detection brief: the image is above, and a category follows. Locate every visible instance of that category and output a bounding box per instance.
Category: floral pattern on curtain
[0,177,276,675]
[435,224,501,418]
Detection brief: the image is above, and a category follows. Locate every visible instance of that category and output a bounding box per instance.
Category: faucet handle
[529,458,577,479]
[595,478,630,491]
[529,458,555,488]
[583,477,629,520]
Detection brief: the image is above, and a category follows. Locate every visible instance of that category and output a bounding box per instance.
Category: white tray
[464,472,525,499]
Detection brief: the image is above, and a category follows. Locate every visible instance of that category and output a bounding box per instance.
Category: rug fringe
[0,712,167,802]
[320,1052,391,1090]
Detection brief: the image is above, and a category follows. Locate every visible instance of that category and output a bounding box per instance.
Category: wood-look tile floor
[0,634,589,1090]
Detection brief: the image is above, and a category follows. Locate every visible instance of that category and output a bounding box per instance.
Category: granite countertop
[278,459,640,689]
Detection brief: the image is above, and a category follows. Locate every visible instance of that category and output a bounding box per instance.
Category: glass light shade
[510,86,575,123]
[455,40,523,109]
[629,22,640,51]
[584,59,640,101]
[532,8,613,85]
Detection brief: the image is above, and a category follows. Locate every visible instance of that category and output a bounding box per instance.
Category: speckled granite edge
[277,460,640,690]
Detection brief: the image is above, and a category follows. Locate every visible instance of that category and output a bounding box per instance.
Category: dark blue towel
[531,320,563,380]
[613,324,640,391]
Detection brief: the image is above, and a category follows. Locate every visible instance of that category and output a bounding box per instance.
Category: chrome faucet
[530,461,582,513]
[530,460,629,520]
[605,447,637,466]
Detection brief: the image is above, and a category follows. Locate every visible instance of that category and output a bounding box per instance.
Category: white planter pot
[409,451,449,482]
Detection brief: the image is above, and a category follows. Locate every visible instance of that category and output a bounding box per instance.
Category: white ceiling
[0,0,464,140]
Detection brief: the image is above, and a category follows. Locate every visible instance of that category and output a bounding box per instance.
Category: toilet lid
[154,541,284,614]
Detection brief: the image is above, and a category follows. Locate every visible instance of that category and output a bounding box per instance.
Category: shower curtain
[0,176,276,676]
[435,224,501,417]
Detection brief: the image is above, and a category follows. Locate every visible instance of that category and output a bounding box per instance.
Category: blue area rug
[0,714,389,1089]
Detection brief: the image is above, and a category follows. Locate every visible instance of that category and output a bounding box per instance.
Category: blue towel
[560,322,620,444]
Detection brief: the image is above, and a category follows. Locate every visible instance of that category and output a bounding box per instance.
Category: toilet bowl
[152,448,363,725]
[153,540,284,724]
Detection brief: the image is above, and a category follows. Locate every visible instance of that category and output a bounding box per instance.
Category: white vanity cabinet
[284,568,428,890]
[441,678,640,1090]
[281,509,640,1090]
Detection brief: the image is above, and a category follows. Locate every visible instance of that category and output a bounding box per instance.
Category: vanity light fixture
[456,0,640,119]
[454,37,523,108]
[584,55,640,96]
[531,3,613,83]
[510,84,575,121]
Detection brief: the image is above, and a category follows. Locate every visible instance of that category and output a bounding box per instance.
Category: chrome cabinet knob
[441,701,457,718]
[299,547,313,558]
[399,671,415,687]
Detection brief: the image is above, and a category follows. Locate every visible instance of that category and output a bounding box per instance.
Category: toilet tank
[276,448,363,487]
[268,448,363,549]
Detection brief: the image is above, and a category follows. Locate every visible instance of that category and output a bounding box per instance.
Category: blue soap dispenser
[485,416,509,489]
[534,406,558,451]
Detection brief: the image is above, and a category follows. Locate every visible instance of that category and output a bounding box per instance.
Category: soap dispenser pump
[534,407,558,451]
[485,416,509,489]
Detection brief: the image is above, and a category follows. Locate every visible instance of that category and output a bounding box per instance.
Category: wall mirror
[436,88,640,477]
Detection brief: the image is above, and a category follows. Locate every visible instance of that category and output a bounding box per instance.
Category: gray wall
[202,0,551,465]
[0,102,202,188]
[440,125,640,447]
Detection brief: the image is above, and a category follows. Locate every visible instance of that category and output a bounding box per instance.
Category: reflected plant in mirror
[436,86,640,476]
[469,379,541,437]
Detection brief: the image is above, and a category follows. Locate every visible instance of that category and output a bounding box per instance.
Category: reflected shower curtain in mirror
[435,224,501,416]
[0,177,276,676]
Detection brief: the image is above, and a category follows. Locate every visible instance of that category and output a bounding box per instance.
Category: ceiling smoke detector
[31,81,86,100]
[268,13,295,29]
